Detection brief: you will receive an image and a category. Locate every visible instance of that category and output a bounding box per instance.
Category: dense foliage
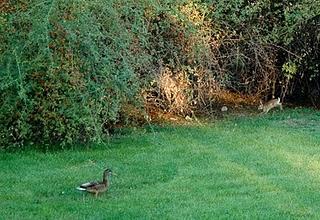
[1,0,319,149]
[0,0,149,148]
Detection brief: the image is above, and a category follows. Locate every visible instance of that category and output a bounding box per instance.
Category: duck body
[76,169,112,197]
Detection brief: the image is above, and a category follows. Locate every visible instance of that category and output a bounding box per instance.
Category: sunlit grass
[0,108,320,219]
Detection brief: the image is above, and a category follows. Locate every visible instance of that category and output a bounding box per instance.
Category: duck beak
[112,172,117,176]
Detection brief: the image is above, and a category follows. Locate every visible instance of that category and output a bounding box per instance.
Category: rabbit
[258,97,283,113]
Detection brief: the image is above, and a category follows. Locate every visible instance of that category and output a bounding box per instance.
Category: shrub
[1,0,319,150]
[0,0,148,149]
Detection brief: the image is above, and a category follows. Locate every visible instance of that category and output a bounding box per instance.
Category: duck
[76,169,113,197]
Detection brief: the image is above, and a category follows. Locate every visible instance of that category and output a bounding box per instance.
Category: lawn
[1,108,320,219]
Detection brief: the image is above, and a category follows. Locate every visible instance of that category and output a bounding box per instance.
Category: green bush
[0,0,205,149]
[0,0,150,149]
[1,0,319,150]
[203,0,320,97]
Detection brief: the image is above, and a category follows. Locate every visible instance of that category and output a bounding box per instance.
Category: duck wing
[86,183,107,193]
[76,181,99,191]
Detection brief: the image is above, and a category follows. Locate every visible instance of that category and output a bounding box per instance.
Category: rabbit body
[258,97,283,113]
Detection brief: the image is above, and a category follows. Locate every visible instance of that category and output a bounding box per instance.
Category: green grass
[1,108,320,219]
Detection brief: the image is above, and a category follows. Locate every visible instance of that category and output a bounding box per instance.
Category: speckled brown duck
[76,169,113,197]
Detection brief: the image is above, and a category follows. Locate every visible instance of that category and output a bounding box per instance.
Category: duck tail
[76,187,87,191]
